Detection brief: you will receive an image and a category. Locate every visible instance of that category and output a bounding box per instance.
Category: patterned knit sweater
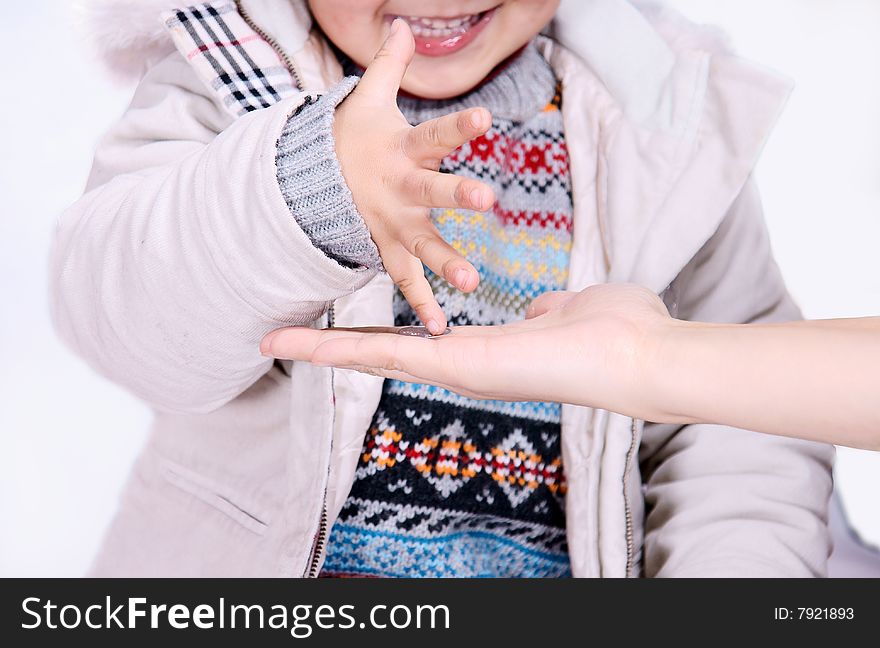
[277,44,574,578]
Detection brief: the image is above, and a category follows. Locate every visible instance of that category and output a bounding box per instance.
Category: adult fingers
[404,108,492,161]
[526,291,578,319]
[261,324,507,365]
[260,326,443,386]
[261,325,526,401]
[356,18,415,103]
[311,332,485,396]
[332,324,511,339]
[261,327,360,362]
[333,364,444,385]
[316,333,425,375]
[403,170,495,211]
[329,364,489,401]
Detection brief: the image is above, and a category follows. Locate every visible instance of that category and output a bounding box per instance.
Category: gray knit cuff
[276,76,382,270]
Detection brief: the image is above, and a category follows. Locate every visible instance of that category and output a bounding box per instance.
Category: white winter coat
[52,0,834,577]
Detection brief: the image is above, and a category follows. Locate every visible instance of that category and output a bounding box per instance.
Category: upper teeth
[402,13,481,38]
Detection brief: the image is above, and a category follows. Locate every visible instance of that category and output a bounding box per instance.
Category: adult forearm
[652,318,880,449]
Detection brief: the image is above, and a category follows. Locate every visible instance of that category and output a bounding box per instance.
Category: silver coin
[397,326,453,338]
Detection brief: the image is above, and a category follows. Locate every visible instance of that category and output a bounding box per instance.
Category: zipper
[326,302,337,328]
[303,301,337,577]
[623,419,638,577]
[235,0,305,91]
[306,505,329,578]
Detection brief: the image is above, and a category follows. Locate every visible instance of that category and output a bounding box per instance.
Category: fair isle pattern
[326,500,570,578]
[322,48,574,578]
[383,381,562,424]
[162,2,298,118]
[354,417,567,503]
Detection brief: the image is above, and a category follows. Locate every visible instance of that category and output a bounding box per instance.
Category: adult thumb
[526,291,577,319]
[357,18,415,102]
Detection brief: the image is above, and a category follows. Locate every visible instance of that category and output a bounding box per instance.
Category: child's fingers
[401,225,480,293]
[383,246,448,335]
[526,291,578,319]
[404,170,495,212]
[405,108,492,161]
[357,18,415,103]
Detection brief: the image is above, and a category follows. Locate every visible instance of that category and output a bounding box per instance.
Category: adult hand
[334,18,495,335]
[261,284,675,421]
[263,282,880,450]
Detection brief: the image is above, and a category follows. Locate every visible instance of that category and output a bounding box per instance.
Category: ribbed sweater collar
[341,42,557,124]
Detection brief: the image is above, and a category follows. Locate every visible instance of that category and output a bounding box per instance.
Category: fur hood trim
[76,0,191,80]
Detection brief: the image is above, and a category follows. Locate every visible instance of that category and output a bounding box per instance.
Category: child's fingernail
[390,18,402,36]
[469,188,485,210]
[453,268,470,289]
[470,109,488,130]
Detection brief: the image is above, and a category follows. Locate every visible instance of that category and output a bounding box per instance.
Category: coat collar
[554,0,679,130]
[238,0,310,61]
[547,1,793,292]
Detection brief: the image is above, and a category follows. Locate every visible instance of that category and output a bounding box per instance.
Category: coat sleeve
[639,180,835,577]
[50,53,378,414]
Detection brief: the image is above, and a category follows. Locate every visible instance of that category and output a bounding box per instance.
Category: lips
[394,7,498,56]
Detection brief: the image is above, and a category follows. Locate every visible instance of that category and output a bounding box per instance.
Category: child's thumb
[358,18,415,102]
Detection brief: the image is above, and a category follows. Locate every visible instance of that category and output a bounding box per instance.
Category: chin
[401,77,487,100]
[402,55,496,100]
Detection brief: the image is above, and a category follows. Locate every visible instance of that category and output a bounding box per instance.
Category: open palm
[261,284,672,419]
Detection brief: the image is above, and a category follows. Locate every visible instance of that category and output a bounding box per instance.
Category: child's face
[309,1,560,99]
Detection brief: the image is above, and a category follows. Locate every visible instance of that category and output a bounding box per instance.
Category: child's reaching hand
[333,18,495,336]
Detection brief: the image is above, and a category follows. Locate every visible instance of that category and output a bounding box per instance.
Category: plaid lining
[163,2,299,117]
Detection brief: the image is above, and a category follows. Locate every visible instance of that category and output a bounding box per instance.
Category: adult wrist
[640,318,706,425]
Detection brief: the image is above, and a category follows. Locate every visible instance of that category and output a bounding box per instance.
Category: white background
[1,0,878,576]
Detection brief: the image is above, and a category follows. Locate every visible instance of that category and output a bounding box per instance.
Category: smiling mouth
[401,11,486,38]
[392,7,499,56]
